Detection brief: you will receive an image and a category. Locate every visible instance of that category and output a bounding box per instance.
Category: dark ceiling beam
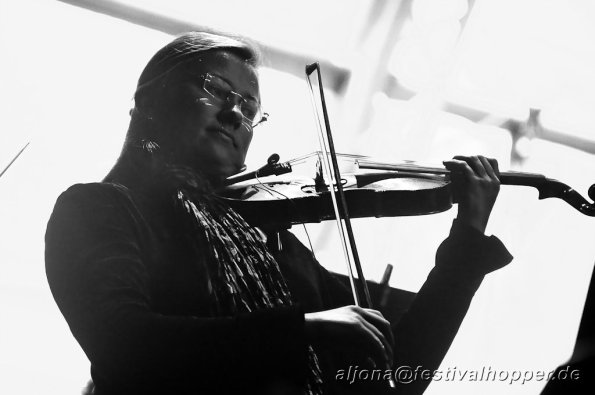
[59,0,594,155]
[443,103,595,155]
[57,0,350,92]
[381,79,595,155]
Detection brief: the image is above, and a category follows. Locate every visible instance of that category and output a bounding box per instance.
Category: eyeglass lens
[203,74,264,126]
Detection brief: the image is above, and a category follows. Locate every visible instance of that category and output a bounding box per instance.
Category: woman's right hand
[305,306,394,369]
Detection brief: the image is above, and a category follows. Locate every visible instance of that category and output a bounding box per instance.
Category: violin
[225,59,595,348]
[222,60,595,317]
[220,152,595,230]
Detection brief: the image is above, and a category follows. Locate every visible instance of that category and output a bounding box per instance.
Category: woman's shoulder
[56,182,135,206]
[60,181,131,197]
[46,182,151,247]
[49,182,144,225]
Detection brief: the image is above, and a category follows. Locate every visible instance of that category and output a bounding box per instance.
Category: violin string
[286,152,315,164]
[300,223,318,264]
[287,151,370,166]
[252,175,319,263]
[252,181,279,199]
[287,159,308,167]
[284,151,318,165]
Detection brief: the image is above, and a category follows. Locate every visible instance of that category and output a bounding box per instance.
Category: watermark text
[335,365,580,385]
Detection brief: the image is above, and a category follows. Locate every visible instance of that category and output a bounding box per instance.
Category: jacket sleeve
[391,219,513,394]
[45,184,308,391]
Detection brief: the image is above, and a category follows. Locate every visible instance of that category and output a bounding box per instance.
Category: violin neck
[362,160,539,177]
[357,160,558,196]
[499,171,571,201]
[356,160,595,217]
[499,171,547,187]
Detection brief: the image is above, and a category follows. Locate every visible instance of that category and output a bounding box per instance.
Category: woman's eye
[209,84,229,100]
[242,104,258,120]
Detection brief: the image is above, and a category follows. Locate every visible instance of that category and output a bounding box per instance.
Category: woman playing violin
[45,31,512,395]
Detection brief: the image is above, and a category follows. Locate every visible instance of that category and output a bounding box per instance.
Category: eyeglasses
[201,73,268,129]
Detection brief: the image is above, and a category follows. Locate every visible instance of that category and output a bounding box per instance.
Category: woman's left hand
[443,155,500,234]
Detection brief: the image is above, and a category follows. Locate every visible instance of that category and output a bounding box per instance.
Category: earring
[141,139,160,153]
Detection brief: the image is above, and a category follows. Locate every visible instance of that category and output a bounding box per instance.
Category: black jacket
[45,182,512,394]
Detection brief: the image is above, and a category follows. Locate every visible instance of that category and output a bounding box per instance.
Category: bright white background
[1,0,594,394]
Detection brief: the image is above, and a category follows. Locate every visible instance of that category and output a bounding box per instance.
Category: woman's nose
[217,99,244,129]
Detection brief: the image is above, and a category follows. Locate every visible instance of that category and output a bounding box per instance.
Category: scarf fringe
[177,190,323,395]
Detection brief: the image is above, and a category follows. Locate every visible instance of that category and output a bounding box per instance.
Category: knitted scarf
[171,178,323,394]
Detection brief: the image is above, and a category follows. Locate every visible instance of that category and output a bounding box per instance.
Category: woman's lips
[209,127,236,147]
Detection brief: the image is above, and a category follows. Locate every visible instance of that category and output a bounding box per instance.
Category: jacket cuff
[435,219,513,277]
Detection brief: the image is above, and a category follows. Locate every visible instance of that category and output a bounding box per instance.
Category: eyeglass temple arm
[252,112,269,128]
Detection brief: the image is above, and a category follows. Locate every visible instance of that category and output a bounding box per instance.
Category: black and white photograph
[1,0,594,394]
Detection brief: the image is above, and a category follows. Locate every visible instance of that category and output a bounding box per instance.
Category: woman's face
[151,50,260,184]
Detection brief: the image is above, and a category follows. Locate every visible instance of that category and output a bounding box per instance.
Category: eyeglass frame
[200,72,269,129]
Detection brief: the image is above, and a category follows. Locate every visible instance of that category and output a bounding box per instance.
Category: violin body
[220,154,595,229]
[220,172,453,228]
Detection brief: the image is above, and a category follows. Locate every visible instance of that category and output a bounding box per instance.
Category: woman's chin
[206,164,243,187]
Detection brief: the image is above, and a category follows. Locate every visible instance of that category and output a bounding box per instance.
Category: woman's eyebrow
[211,73,260,102]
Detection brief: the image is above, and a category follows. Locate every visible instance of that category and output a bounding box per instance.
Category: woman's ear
[134,86,154,112]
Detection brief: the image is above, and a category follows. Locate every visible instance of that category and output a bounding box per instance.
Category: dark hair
[135,31,261,97]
